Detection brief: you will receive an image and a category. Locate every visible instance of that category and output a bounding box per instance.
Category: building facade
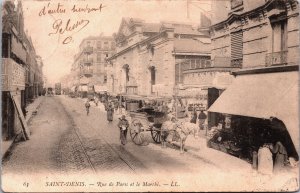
[208,0,299,161]
[2,0,43,141]
[70,35,115,95]
[107,18,213,99]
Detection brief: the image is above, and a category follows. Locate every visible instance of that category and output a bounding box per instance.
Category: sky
[22,0,211,84]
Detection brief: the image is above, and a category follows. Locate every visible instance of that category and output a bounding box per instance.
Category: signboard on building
[2,58,25,91]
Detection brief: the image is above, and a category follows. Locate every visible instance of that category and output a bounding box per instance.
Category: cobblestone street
[3,96,299,192]
[2,96,220,176]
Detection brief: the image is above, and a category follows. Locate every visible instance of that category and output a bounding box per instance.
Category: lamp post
[173,85,179,119]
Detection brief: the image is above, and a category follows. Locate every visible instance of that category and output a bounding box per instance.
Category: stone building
[208,0,299,160]
[70,35,115,96]
[2,0,43,141]
[107,18,212,99]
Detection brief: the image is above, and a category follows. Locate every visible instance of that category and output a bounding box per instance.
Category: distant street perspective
[1,0,299,192]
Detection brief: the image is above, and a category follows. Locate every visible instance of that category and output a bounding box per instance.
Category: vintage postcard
[1,0,299,192]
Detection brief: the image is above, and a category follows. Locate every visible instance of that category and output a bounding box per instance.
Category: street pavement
[2,95,299,192]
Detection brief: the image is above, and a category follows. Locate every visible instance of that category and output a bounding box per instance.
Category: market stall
[208,70,299,162]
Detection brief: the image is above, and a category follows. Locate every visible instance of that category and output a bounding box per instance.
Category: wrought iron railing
[265,51,288,66]
[231,58,243,68]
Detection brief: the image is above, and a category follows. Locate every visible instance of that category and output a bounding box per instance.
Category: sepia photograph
[1,0,299,192]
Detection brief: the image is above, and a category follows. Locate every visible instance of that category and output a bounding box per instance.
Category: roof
[142,23,161,33]
[173,24,205,36]
[174,38,211,54]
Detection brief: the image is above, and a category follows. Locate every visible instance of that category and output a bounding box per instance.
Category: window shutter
[231,30,243,60]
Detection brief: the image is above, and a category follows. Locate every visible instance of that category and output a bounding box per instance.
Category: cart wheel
[130,119,144,145]
[151,128,161,144]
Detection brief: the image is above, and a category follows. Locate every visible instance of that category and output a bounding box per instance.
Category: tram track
[57,97,140,174]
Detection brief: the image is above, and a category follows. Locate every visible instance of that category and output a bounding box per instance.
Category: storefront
[2,58,29,141]
[78,85,88,98]
[208,66,299,163]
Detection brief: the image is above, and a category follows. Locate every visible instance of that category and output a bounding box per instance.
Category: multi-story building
[208,0,299,162]
[71,35,115,96]
[2,0,43,142]
[107,18,212,100]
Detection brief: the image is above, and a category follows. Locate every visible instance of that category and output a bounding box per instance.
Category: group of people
[84,98,130,145]
[189,109,207,135]
[256,141,289,175]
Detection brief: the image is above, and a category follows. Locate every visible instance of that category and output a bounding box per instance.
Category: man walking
[118,115,129,145]
[85,100,91,116]
[198,110,207,130]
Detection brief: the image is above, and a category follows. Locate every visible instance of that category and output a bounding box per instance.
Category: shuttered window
[231,30,243,67]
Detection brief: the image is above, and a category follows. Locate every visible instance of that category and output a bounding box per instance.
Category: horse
[161,120,197,153]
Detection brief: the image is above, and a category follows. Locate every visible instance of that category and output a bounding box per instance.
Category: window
[97,52,101,62]
[196,59,201,68]
[149,66,155,85]
[103,41,109,49]
[111,42,116,49]
[190,59,196,69]
[175,63,183,84]
[150,46,154,56]
[97,41,101,49]
[87,41,91,46]
[272,20,287,53]
[104,75,107,83]
[266,19,288,66]
[231,30,243,67]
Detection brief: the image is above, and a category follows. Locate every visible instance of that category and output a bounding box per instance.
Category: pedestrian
[190,109,197,124]
[162,102,169,114]
[118,115,129,145]
[258,143,273,175]
[114,100,119,113]
[270,141,288,173]
[198,110,207,130]
[94,96,99,106]
[85,100,91,115]
[107,103,114,122]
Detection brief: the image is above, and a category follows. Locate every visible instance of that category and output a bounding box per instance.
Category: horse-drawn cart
[129,107,168,145]
[128,105,197,153]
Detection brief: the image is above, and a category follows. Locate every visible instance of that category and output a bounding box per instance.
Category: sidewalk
[1,96,45,159]
[182,131,252,172]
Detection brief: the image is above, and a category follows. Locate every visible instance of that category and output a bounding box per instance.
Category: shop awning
[94,85,107,93]
[208,71,299,152]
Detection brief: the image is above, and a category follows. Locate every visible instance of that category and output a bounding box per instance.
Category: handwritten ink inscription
[38,2,105,44]
[49,19,90,44]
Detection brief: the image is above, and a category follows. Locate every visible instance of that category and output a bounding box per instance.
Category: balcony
[181,59,212,71]
[231,58,242,68]
[265,51,287,66]
[82,58,93,65]
[83,46,93,54]
[80,68,93,77]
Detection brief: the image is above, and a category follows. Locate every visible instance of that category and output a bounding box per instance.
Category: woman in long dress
[107,104,114,122]
[271,141,288,173]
